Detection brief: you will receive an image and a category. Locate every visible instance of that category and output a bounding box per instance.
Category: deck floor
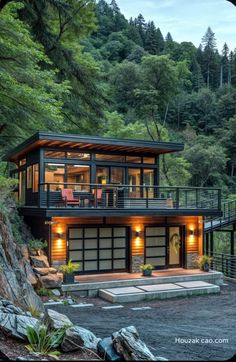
[74,268,205,284]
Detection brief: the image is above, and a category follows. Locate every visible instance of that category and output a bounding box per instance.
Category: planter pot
[203,263,210,272]
[63,273,75,284]
[142,269,152,277]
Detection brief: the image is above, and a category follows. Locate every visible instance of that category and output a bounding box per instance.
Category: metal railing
[38,182,221,211]
[205,199,236,231]
[210,253,236,279]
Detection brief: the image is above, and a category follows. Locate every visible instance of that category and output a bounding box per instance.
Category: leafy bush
[28,239,47,255]
[0,175,18,204]
[140,263,154,271]
[58,259,80,274]
[196,255,213,270]
[26,324,65,356]
[37,287,53,297]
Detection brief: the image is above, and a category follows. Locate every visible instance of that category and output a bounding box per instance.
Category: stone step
[62,271,223,297]
[99,281,220,303]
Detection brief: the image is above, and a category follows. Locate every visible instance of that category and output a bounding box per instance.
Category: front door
[145,225,184,269]
[168,226,183,268]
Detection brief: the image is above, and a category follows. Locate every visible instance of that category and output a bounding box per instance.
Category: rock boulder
[45,309,73,330]
[61,326,100,352]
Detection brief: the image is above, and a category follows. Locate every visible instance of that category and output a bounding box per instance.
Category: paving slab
[104,286,144,295]
[70,303,94,308]
[131,307,152,311]
[176,281,213,288]
[102,305,124,310]
[138,283,183,292]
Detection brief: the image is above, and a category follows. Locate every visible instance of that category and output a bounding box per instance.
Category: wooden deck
[74,268,206,284]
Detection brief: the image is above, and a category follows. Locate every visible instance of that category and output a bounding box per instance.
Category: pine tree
[109,0,120,14]
[165,32,173,42]
[144,21,158,54]
[156,27,164,53]
[221,42,229,86]
[135,14,146,44]
[201,27,218,88]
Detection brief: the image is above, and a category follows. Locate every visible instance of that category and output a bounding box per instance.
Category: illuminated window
[33,164,39,192]
[27,166,33,189]
[67,152,90,160]
[19,158,26,166]
[143,157,155,164]
[45,151,66,158]
[45,163,65,191]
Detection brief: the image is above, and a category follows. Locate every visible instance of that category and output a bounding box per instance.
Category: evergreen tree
[220,43,229,87]
[135,14,146,44]
[165,32,173,42]
[200,27,218,88]
[144,21,158,55]
[156,27,164,53]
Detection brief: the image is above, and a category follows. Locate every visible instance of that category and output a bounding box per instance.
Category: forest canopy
[0,0,236,194]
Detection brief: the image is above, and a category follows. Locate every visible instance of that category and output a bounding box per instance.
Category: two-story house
[4,132,221,274]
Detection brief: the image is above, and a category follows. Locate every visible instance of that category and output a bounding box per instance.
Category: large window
[67,165,90,191]
[45,164,65,191]
[33,164,39,192]
[111,167,124,184]
[96,167,109,184]
[67,152,90,160]
[128,168,141,197]
[143,169,155,197]
[19,171,26,204]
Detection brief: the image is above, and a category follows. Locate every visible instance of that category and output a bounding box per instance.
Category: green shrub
[196,255,213,270]
[140,263,154,271]
[59,259,80,274]
[28,239,47,255]
[37,287,53,297]
[26,324,65,356]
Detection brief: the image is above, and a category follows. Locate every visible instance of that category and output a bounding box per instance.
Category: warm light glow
[102,179,107,184]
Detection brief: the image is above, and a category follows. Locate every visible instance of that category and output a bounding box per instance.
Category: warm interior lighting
[102,179,107,184]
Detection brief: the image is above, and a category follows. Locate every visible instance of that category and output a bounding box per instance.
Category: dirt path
[48,282,236,361]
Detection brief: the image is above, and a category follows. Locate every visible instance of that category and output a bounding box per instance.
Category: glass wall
[128,168,141,197]
[45,164,65,191]
[67,165,90,191]
[19,171,26,204]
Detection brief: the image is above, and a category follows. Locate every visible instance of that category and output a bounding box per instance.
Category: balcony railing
[38,182,221,211]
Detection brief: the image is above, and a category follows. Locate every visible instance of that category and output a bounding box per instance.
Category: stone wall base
[186,252,199,269]
[131,255,144,273]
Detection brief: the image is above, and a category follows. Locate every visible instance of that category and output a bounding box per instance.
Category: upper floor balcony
[20,182,222,218]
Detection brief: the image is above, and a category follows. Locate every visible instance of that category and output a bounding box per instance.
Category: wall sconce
[189,229,194,236]
[57,232,63,239]
[133,230,143,238]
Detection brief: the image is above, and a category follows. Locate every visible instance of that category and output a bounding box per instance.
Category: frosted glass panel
[84,239,97,249]
[114,249,126,258]
[147,257,165,266]
[99,249,112,259]
[84,261,97,271]
[84,228,97,238]
[69,240,83,250]
[99,260,112,270]
[113,238,126,248]
[69,251,82,261]
[113,260,126,269]
[99,228,112,237]
[100,239,112,248]
[114,228,126,237]
[146,247,165,257]
[69,228,83,238]
[146,227,166,236]
[84,250,97,260]
[146,236,166,247]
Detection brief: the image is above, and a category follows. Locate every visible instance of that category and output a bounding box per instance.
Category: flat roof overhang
[19,207,222,218]
[3,131,184,162]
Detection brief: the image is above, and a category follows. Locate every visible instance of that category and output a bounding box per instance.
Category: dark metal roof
[3,131,184,161]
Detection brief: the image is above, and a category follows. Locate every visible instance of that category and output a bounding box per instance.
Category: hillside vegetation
[0,0,236,193]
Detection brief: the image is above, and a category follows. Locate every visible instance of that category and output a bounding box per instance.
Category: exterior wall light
[135,231,141,238]
[57,232,63,239]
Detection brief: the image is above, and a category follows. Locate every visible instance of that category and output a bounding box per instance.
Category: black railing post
[218,189,221,212]
[47,183,50,208]
[176,187,179,209]
[221,254,224,274]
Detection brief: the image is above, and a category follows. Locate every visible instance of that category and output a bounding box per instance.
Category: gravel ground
[47,282,236,361]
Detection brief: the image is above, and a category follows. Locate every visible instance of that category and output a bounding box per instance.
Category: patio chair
[61,189,80,207]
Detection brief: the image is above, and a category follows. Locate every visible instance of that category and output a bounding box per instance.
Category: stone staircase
[99,280,220,303]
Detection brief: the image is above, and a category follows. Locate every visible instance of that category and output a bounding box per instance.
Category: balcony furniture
[61,189,80,207]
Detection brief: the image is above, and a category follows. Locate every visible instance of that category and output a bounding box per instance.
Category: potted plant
[59,260,80,284]
[140,264,154,277]
[196,255,213,272]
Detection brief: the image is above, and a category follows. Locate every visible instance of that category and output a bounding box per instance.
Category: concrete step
[99,281,220,303]
[62,271,223,297]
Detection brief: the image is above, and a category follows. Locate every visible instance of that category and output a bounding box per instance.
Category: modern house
[4,132,222,274]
